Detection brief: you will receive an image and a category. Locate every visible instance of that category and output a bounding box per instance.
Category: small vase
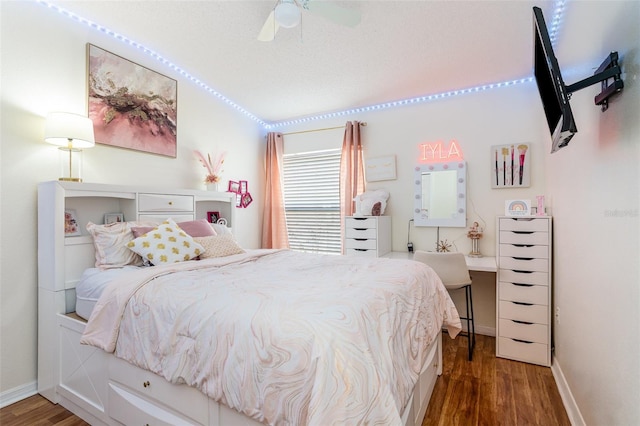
[206,182,219,191]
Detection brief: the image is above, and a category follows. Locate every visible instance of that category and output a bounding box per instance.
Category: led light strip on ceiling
[38,0,566,130]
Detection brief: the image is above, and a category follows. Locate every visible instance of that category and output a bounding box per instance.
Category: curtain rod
[281,122,367,136]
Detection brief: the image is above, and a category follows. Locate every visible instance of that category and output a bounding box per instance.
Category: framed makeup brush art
[491,143,531,188]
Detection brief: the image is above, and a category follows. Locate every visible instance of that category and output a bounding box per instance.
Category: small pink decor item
[536,195,545,216]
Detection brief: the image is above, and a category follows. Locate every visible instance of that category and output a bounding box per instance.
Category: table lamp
[44,112,95,182]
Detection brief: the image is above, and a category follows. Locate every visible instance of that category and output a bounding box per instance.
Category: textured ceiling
[50,0,601,125]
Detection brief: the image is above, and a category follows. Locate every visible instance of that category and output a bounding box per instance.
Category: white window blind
[283,149,341,254]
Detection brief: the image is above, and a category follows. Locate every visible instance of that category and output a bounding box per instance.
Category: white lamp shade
[274,1,300,28]
[44,112,95,149]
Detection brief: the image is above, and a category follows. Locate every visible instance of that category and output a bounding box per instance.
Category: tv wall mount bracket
[566,51,624,112]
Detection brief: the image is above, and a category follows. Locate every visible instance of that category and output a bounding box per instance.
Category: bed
[37,181,461,426]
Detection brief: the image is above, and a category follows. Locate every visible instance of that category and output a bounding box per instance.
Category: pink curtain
[261,132,290,249]
[340,121,365,246]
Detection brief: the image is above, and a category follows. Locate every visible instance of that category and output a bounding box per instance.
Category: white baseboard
[0,380,37,409]
[551,355,585,426]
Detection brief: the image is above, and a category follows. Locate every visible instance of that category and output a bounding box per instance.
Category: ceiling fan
[258,0,361,42]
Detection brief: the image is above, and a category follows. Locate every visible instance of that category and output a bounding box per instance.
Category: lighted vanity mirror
[414,161,466,227]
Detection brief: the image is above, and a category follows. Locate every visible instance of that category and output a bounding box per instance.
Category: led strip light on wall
[38,0,566,130]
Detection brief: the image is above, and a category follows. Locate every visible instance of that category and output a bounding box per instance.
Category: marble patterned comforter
[81,249,461,425]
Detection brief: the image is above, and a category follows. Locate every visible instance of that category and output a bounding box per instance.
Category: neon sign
[419,139,464,163]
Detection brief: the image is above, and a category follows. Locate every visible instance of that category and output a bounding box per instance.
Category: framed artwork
[365,155,397,182]
[235,193,242,207]
[491,144,531,188]
[87,44,178,157]
[64,209,81,236]
[207,211,220,223]
[228,180,240,193]
[239,180,248,194]
[104,213,124,224]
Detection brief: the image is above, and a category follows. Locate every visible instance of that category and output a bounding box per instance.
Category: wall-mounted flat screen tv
[533,6,577,153]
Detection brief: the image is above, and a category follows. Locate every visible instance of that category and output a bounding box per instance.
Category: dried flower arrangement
[194,150,226,183]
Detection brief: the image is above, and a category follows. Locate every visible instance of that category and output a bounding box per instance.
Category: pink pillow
[132,219,217,238]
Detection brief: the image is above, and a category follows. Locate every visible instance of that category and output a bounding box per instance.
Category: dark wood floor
[1,335,569,426]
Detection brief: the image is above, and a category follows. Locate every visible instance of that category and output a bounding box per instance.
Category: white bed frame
[37,181,443,426]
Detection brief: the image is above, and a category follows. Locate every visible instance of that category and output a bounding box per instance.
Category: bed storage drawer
[138,193,194,212]
[109,356,208,425]
[498,337,549,366]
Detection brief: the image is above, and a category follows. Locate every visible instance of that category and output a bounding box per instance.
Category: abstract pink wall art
[87,44,178,157]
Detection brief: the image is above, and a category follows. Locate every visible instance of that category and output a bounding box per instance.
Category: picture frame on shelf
[64,209,81,236]
[207,211,220,223]
[235,193,242,207]
[104,213,124,224]
[228,180,240,193]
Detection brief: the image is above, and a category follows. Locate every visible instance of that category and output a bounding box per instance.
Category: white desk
[383,251,497,272]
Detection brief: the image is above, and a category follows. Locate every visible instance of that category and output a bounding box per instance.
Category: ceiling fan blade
[304,1,361,27]
[258,10,280,41]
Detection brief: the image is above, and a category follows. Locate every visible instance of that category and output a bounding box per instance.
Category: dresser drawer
[497,337,549,366]
[499,231,549,245]
[138,214,195,223]
[499,218,549,232]
[499,282,548,305]
[499,257,548,272]
[345,217,378,229]
[499,300,548,324]
[499,319,548,344]
[499,269,548,286]
[108,383,204,426]
[344,238,377,250]
[499,244,548,259]
[109,357,208,425]
[345,227,377,239]
[345,248,378,257]
[138,193,194,212]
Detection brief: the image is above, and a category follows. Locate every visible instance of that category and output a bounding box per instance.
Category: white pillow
[86,221,156,270]
[127,218,205,265]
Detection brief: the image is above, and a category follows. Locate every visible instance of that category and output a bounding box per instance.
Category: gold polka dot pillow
[127,218,204,265]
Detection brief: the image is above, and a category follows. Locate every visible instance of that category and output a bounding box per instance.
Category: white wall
[547,2,640,424]
[0,1,264,397]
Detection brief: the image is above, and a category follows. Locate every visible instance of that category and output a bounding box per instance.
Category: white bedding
[81,249,461,425]
[75,266,141,320]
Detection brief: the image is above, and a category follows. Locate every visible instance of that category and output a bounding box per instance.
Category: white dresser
[496,216,552,367]
[344,216,391,257]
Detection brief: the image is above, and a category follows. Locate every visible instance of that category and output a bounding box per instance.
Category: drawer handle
[512,244,533,248]
[510,218,534,222]
[512,270,533,274]
[511,283,534,287]
[354,228,367,231]
[353,218,366,221]
[354,249,368,252]
[168,201,173,205]
[511,319,533,325]
[512,301,534,306]
[143,380,150,388]
[512,231,534,234]
[512,257,534,261]
[511,338,534,344]
[354,238,368,241]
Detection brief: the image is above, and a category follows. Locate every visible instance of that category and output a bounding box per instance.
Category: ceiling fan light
[274,2,301,28]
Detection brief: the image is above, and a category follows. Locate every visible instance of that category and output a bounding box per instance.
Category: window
[283,149,341,254]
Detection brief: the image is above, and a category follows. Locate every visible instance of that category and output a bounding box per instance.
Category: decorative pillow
[194,234,245,259]
[132,218,217,238]
[127,218,205,265]
[86,221,156,270]
[210,223,232,236]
